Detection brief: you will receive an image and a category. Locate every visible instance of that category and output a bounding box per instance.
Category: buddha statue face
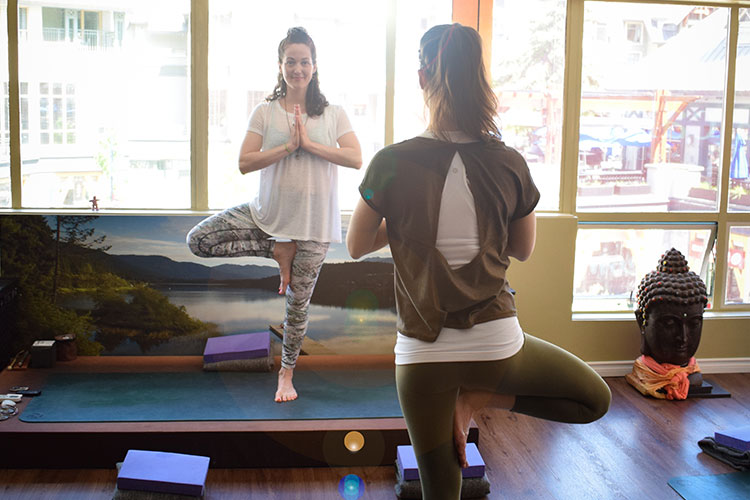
[634,248,707,367]
[639,301,704,366]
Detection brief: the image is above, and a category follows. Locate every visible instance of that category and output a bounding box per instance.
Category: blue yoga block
[117,450,209,497]
[715,426,750,452]
[396,443,485,480]
[203,331,270,364]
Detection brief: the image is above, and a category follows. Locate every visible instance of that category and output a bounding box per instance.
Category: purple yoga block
[117,450,209,496]
[396,445,420,481]
[203,331,270,364]
[715,426,750,451]
[396,443,485,480]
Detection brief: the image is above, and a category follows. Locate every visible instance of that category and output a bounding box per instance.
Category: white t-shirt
[394,130,525,365]
[246,100,353,243]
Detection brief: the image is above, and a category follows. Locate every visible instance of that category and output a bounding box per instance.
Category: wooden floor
[1,373,748,500]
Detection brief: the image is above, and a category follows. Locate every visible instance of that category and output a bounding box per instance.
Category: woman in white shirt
[188,27,361,403]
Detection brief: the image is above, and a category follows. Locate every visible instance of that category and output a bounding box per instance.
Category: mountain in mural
[104,253,396,309]
[108,254,277,282]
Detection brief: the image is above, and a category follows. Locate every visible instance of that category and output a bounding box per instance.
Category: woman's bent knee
[583,378,612,423]
[186,228,205,257]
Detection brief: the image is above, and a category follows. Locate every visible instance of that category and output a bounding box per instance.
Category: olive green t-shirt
[359,136,539,342]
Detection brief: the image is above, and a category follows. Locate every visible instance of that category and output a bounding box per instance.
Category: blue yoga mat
[668,471,750,500]
[20,369,402,422]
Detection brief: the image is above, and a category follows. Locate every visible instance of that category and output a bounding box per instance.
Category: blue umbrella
[730,134,749,180]
[616,129,652,147]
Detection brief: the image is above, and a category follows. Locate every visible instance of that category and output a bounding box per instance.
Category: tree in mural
[52,215,112,303]
[92,286,218,353]
[0,215,96,353]
[1,215,217,355]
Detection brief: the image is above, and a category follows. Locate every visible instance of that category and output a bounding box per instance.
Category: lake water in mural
[146,285,398,356]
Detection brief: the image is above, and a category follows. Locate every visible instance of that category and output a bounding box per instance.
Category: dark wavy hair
[419,24,500,141]
[266,27,328,117]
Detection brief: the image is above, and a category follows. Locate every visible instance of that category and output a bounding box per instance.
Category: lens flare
[344,431,365,452]
[338,474,365,500]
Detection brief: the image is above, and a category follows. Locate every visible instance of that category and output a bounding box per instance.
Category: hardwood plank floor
[1,374,748,500]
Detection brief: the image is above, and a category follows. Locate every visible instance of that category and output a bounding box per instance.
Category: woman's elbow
[346,231,369,260]
[347,155,362,169]
[238,159,250,175]
[346,241,363,260]
[508,242,535,262]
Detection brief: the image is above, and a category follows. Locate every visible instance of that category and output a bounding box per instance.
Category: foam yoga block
[202,355,273,372]
[397,444,486,479]
[203,331,272,371]
[394,444,491,499]
[716,426,750,452]
[116,450,209,497]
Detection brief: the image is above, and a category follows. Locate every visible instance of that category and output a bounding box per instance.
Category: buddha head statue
[634,248,708,367]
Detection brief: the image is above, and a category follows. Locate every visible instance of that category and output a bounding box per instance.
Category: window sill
[0,208,218,216]
[572,310,750,322]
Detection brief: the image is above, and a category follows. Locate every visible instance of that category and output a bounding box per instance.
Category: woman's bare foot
[275,366,297,402]
[453,391,514,468]
[273,241,297,294]
[453,392,477,469]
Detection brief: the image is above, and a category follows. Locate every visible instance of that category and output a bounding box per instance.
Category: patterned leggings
[186,204,329,369]
[395,333,612,500]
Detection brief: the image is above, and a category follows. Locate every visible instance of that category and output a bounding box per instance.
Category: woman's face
[641,301,704,366]
[280,43,315,92]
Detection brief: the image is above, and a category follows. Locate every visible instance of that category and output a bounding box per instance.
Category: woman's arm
[297,112,362,169]
[346,198,388,259]
[238,131,297,174]
[506,211,536,261]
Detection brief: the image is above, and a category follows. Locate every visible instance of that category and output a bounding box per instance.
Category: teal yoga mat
[20,370,402,423]
[668,471,750,500]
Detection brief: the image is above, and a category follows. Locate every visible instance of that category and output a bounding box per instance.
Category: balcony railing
[42,28,117,50]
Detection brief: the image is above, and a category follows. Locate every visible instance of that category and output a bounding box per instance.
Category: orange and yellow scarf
[625,355,700,400]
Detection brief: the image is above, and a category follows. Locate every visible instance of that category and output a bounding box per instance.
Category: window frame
[561,1,750,313]
[3,0,750,313]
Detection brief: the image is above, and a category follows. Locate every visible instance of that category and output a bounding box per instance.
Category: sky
[47,215,391,267]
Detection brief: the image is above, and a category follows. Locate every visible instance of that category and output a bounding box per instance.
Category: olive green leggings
[395,333,612,500]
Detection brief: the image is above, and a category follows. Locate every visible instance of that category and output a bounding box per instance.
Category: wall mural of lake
[0,214,396,356]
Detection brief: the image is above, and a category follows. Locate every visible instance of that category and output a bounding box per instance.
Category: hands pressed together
[285,104,311,156]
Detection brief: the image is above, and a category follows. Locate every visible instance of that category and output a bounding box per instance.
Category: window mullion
[7,0,21,208]
[713,6,740,309]
[191,0,209,211]
[385,0,396,147]
[562,0,585,214]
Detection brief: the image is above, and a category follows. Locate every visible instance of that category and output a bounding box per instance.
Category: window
[18,7,27,41]
[39,82,75,145]
[393,1,453,142]
[729,8,750,212]
[625,21,643,43]
[0,8,8,208]
[491,0,566,211]
[3,0,749,318]
[20,1,191,209]
[573,3,750,314]
[727,225,750,303]
[578,3,727,214]
[3,82,29,154]
[573,225,715,311]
